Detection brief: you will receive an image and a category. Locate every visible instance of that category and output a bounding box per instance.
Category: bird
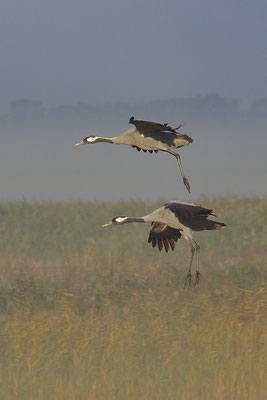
[74,117,193,193]
[102,201,226,288]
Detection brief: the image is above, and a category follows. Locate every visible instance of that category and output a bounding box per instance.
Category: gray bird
[102,201,226,287]
[74,117,193,193]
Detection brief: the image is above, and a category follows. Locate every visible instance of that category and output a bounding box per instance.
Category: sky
[0,0,266,114]
[0,0,266,202]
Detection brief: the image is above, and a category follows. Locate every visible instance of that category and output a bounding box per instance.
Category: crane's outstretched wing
[129,116,182,136]
[165,201,226,231]
[148,222,182,252]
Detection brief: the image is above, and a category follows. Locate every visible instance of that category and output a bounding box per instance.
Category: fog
[0,0,266,201]
[0,95,266,202]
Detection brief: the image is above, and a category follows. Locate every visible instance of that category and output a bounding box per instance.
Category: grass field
[0,196,266,399]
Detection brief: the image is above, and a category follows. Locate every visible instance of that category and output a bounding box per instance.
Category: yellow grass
[0,255,265,400]
[0,197,266,399]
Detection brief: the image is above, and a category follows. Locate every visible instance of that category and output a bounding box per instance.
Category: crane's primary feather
[148,222,182,252]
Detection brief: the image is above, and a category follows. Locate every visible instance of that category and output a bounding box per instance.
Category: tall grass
[0,196,266,399]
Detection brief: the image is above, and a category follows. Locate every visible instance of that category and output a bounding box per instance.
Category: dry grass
[0,196,266,399]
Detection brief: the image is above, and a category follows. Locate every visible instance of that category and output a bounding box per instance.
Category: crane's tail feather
[179,134,193,144]
[197,220,226,231]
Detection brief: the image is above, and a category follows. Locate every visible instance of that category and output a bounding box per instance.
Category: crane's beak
[73,140,84,147]
[101,221,112,228]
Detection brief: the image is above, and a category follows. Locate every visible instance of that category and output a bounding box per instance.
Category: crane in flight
[74,117,193,193]
[102,200,226,288]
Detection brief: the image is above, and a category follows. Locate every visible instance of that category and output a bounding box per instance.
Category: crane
[102,200,226,287]
[74,117,193,193]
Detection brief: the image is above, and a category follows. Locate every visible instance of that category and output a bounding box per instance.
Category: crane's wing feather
[165,202,226,231]
[148,222,182,252]
[129,117,180,137]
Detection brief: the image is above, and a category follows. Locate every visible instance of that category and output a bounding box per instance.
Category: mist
[0,0,266,201]
[0,95,266,202]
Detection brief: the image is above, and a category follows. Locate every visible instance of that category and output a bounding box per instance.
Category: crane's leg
[165,150,191,193]
[193,240,200,288]
[184,241,195,288]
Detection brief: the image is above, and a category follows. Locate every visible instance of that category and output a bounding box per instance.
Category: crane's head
[74,135,100,146]
[102,216,128,228]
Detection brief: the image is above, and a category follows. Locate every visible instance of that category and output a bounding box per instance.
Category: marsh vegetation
[0,196,266,399]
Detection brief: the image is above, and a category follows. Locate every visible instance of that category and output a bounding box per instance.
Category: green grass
[0,196,266,399]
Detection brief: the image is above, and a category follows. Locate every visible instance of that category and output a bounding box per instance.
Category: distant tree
[9,99,43,114]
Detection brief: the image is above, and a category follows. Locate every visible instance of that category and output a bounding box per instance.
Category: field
[0,196,266,399]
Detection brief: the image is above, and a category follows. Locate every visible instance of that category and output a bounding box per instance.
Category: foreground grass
[0,196,266,399]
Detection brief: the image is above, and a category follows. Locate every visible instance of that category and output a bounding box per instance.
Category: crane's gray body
[112,127,192,151]
[142,202,191,231]
[142,200,225,240]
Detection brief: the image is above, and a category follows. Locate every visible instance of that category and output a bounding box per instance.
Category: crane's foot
[184,272,192,289]
[194,271,201,288]
[183,177,191,193]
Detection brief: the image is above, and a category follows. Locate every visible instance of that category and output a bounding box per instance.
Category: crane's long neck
[127,217,145,223]
[117,217,145,224]
[95,136,115,144]
[95,135,129,144]
[95,127,136,145]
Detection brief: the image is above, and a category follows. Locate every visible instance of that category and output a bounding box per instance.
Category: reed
[0,196,266,399]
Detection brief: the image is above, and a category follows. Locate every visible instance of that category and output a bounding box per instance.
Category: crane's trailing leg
[193,240,200,288]
[184,242,195,288]
[166,150,191,193]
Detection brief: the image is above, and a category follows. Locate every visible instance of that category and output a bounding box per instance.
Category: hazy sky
[0,0,266,113]
[0,0,266,202]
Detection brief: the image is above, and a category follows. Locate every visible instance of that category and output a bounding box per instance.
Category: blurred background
[0,0,266,202]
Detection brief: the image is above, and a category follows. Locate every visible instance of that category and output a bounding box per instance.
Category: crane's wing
[165,201,226,231]
[148,222,182,252]
[129,116,181,137]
